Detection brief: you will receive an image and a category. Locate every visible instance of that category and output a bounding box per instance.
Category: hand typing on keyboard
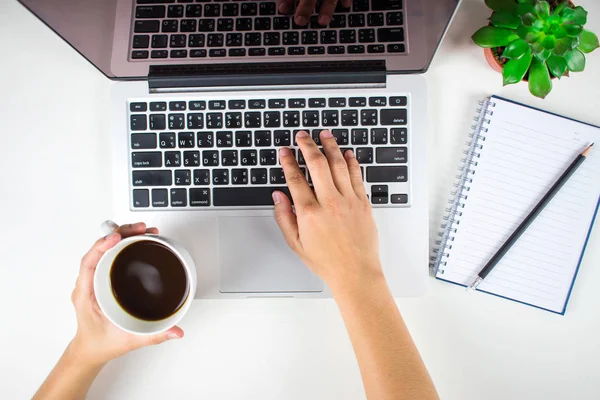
[278,0,352,26]
[273,129,382,290]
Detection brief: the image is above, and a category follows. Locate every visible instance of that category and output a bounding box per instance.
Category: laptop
[19,0,460,298]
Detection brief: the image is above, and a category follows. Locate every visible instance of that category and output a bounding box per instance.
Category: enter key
[376,147,407,163]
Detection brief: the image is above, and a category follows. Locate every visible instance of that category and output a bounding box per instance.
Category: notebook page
[437,97,600,313]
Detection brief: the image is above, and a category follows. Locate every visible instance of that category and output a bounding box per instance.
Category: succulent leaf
[490,12,521,29]
[472,26,519,47]
[503,39,530,59]
[528,58,552,98]
[579,30,600,53]
[503,48,533,85]
[546,55,568,78]
[485,0,517,13]
[565,49,586,71]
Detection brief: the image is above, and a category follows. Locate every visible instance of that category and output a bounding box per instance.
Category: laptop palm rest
[217,217,323,294]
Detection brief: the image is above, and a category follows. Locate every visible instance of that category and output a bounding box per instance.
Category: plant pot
[484,48,504,73]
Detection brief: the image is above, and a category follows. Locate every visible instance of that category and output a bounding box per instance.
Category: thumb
[272,191,300,252]
[141,326,184,347]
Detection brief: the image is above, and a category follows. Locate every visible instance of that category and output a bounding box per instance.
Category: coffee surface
[110,240,188,321]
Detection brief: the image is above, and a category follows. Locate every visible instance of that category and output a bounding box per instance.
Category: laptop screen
[18,0,460,79]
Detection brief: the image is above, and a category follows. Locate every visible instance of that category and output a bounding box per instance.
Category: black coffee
[110,240,189,321]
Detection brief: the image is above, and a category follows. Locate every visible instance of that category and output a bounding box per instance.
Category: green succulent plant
[472,0,599,98]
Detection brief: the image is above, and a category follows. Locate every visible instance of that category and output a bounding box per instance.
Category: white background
[1,0,600,398]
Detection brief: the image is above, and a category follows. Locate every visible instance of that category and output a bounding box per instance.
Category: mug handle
[100,220,120,236]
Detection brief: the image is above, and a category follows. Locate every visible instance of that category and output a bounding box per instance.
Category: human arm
[273,130,439,400]
[33,223,183,400]
[278,0,351,26]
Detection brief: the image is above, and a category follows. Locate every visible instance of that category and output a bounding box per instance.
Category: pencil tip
[583,143,594,157]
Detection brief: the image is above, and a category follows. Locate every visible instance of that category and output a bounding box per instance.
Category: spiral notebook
[432,96,600,314]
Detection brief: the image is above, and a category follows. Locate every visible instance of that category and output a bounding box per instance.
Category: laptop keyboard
[130,0,405,60]
[128,95,410,209]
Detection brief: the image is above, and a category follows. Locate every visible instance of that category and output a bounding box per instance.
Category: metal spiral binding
[430,98,496,276]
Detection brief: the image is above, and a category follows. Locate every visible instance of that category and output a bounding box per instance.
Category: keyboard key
[151,189,168,207]
[150,102,167,112]
[202,150,219,166]
[136,5,165,19]
[264,32,281,46]
[264,111,281,128]
[225,112,242,128]
[169,101,186,112]
[302,31,319,45]
[328,98,346,108]
[228,100,246,109]
[260,149,277,165]
[241,150,258,166]
[209,100,226,110]
[222,3,239,16]
[367,13,385,26]
[180,19,197,32]
[341,110,359,126]
[378,28,404,42]
[217,18,234,32]
[170,188,187,207]
[151,50,168,58]
[231,168,249,185]
[254,130,272,147]
[322,110,339,127]
[389,96,407,107]
[353,0,369,12]
[359,29,375,43]
[161,20,178,33]
[250,168,268,184]
[213,169,229,185]
[367,44,385,53]
[130,102,147,112]
[177,132,194,148]
[204,4,220,17]
[273,17,290,30]
[168,114,185,130]
[164,151,181,167]
[159,132,176,148]
[348,45,365,53]
[371,128,388,144]
[183,150,200,167]
[387,11,403,26]
[380,109,407,125]
[225,33,243,46]
[308,98,326,108]
[245,32,262,46]
[131,50,149,59]
[270,168,286,184]
[254,17,271,30]
[193,169,210,185]
[289,99,306,108]
[351,128,368,145]
[356,148,373,164]
[311,129,323,145]
[249,99,266,109]
[268,47,286,56]
[327,46,345,54]
[197,131,214,148]
[133,189,150,208]
[134,20,160,33]
[206,113,223,129]
[340,30,356,43]
[207,33,224,47]
[150,114,167,131]
[133,35,150,48]
[235,131,252,147]
[189,188,211,206]
[274,130,291,146]
[169,34,185,48]
[390,128,407,144]
[391,194,408,204]
[388,43,405,53]
[175,169,191,186]
[283,31,299,45]
[244,112,261,128]
[167,4,183,18]
[132,151,162,168]
[188,34,205,47]
[199,19,216,32]
[236,18,253,31]
[349,97,366,107]
[303,111,319,127]
[366,166,407,182]
[130,115,147,131]
[185,4,202,17]
[216,131,233,147]
[170,49,188,58]
[308,46,325,54]
[241,2,257,16]
[361,110,378,125]
[283,111,300,127]
[131,133,157,149]
[132,170,172,186]
[268,99,286,108]
[332,129,349,145]
[376,147,407,163]
[187,113,204,129]
[288,46,306,55]
[249,48,267,56]
[372,0,403,11]
[221,150,238,166]
[369,97,386,107]
[320,30,337,44]
[349,14,365,27]
[259,2,276,15]
[151,34,168,48]
[189,101,206,111]
[209,49,226,57]
[213,187,292,206]
[330,15,347,28]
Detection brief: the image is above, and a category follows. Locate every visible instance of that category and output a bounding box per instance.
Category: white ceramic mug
[94,221,197,335]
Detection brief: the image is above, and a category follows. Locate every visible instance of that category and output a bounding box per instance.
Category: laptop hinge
[148,60,386,93]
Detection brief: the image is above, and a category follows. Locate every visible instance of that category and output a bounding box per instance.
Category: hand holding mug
[70,223,184,367]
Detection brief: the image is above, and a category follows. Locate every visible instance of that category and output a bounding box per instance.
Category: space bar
[213,187,292,206]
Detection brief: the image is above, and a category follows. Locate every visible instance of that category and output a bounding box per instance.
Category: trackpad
[218,217,323,293]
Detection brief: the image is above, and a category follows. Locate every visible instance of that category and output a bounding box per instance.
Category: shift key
[132,170,172,186]
[380,109,407,125]
[377,28,404,42]
[366,166,407,182]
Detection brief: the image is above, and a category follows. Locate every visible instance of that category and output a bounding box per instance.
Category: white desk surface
[1,0,600,398]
